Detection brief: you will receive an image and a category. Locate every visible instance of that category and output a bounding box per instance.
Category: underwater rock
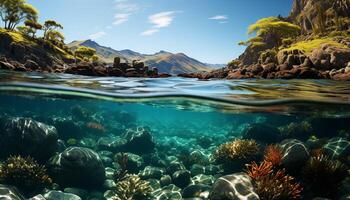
[209,172,259,200]
[96,137,127,152]
[28,194,46,200]
[103,179,116,190]
[323,137,350,159]
[0,117,58,161]
[166,161,186,175]
[148,179,161,191]
[192,174,215,185]
[52,118,83,140]
[172,170,191,189]
[160,175,172,187]
[115,152,144,174]
[280,139,309,172]
[243,123,282,144]
[187,150,210,166]
[139,166,165,179]
[123,128,156,155]
[182,184,211,199]
[42,190,82,200]
[152,184,182,200]
[0,184,25,200]
[47,147,105,189]
[191,164,222,176]
[63,188,88,200]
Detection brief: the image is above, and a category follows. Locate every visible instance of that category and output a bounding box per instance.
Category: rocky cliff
[289,0,350,33]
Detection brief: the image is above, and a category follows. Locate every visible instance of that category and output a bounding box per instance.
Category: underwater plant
[264,145,283,167]
[213,139,260,164]
[0,155,52,192]
[112,174,153,200]
[278,121,313,139]
[246,161,303,200]
[302,155,348,198]
[114,152,129,182]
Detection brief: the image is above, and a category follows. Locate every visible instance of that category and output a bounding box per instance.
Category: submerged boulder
[280,139,309,172]
[0,117,58,161]
[243,123,282,144]
[209,172,259,200]
[42,190,82,200]
[0,184,25,200]
[47,147,105,189]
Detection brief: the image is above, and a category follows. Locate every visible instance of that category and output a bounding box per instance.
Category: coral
[264,145,283,167]
[0,155,52,192]
[112,174,153,200]
[213,139,260,164]
[278,121,313,139]
[246,161,303,200]
[246,161,273,180]
[302,155,348,198]
[114,152,128,182]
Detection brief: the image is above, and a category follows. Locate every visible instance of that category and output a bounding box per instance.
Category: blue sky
[27,0,293,64]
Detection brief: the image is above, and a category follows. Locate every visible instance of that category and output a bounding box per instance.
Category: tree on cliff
[46,30,65,44]
[74,46,96,61]
[0,0,38,30]
[24,19,42,38]
[240,17,301,50]
[43,20,63,40]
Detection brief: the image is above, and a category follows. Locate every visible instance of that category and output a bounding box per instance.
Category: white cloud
[141,29,159,36]
[89,31,106,40]
[209,15,228,20]
[113,13,130,25]
[149,11,176,28]
[111,0,140,26]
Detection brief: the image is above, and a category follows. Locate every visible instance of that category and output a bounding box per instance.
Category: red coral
[246,161,303,200]
[264,145,283,167]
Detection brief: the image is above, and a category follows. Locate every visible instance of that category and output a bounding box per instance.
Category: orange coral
[246,161,303,200]
[264,145,283,167]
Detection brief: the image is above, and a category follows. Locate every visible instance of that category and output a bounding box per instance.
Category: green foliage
[239,36,267,49]
[281,38,348,54]
[0,155,52,192]
[245,17,301,49]
[46,30,64,43]
[282,38,293,47]
[43,20,63,40]
[16,25,30,36]
[75,46,96,60]
[92,55,99,62]
[24,19,42,37]
[0,0,38,30]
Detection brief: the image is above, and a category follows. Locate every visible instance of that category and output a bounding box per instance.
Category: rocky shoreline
[179,44,350,81]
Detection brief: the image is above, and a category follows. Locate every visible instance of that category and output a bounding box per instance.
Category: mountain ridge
[68,39,218,74]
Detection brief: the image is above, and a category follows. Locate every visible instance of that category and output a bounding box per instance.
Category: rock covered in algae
[0,117,58,161]
[47,147,105,188]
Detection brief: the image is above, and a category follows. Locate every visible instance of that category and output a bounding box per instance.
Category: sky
[27,0,293,64]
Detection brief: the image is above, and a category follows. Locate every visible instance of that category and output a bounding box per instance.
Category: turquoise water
[0,70,350,200]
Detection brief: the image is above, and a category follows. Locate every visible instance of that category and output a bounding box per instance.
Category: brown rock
[0,61,15,70]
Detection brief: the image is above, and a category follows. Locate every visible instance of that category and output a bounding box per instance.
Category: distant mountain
[68,40,219,74]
